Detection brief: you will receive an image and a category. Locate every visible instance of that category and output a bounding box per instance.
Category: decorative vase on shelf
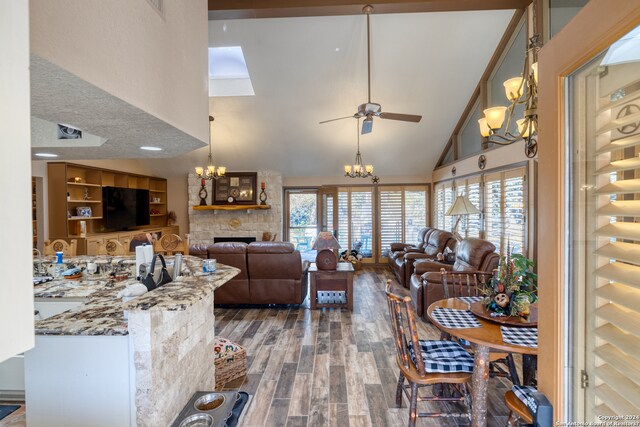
[259,188,267,205]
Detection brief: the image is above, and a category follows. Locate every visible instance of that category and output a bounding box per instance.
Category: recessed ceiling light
[34,153,59,158]
[140,146,162,151]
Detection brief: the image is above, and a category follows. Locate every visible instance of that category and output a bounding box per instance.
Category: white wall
[0,0,35,362]
[283,174,430,187]
[30,0,209,143]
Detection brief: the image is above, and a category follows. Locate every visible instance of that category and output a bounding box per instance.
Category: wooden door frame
[537,0,640,421]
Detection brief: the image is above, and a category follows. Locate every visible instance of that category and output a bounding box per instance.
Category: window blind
[378,187,428,259]
[337,192,349,250]
[405,190,427,242]
[588,125,640,416]
[350,190,373,258]
[455,177,481,239]
[484,167,526,255]
[434,182,454,231]
[379,189,403,258]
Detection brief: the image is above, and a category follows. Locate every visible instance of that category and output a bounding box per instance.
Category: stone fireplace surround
[188,170,283,245]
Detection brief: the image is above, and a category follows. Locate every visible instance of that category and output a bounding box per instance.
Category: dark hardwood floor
[217,266,513,427]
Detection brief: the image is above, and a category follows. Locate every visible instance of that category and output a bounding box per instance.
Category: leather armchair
[410,238,499,320]
[387,227,432,263]
[391,229,456,288]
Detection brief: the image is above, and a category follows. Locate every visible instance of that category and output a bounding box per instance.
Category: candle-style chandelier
[195,116,226,180]
[344,118,374,178]
[478,7,541,159]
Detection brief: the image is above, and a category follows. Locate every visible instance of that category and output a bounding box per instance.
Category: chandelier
[478,25,541,158]
[344,118,374,178]
[195,116,226,180]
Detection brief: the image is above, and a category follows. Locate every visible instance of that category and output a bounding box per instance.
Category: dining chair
[505,386,553,426]
[385,280,473,426]
[440,270,521,385]
[43,239,77,256]
[95,239,129,256]
[154,233,189,256]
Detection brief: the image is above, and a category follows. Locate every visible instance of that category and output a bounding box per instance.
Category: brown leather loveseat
[190,241,309,305]
[388,227,457,288]
[409,238,499,320]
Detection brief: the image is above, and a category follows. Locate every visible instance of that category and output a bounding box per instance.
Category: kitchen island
[25,255,239,427]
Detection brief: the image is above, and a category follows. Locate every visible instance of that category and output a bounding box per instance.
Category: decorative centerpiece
[339,249,363,270]
[481,249,537,318]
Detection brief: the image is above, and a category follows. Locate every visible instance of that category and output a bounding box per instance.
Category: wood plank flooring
[219,267,513,427]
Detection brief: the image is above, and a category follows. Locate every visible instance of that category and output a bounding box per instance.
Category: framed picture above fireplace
[213,172,257,205]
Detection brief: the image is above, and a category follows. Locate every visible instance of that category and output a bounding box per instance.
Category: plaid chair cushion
[408,340,474,373]
[512,385,539,415]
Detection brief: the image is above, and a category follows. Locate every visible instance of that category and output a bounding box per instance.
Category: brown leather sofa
[190,241,308,305]
[409,238,499,320]
[388,227,457,288]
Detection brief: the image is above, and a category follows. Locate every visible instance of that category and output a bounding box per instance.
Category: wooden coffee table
[308,262,354,310]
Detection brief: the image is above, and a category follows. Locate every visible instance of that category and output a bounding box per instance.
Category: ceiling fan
[319,4,422,134]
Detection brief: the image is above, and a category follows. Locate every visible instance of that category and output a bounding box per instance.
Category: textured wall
[188,171,283,244]
[30,0,208,142]
[128,294,216,427]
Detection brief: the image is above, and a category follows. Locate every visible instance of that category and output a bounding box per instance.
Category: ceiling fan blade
[379,112,422,123]
[361,117,373,134]
[319,116,354,124]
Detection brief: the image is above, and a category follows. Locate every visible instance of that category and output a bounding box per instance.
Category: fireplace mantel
[192,204,270,211]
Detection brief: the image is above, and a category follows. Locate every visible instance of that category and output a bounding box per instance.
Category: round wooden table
[427,298,537,427]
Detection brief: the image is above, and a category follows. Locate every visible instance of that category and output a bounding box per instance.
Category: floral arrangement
[339,249,363,266]
[482,248,538,318]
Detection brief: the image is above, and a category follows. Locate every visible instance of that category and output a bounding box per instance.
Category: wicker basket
[213,338,247,389]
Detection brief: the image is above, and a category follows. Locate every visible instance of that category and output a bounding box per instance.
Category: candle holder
[259,188,267,205]
[198,179,208,206]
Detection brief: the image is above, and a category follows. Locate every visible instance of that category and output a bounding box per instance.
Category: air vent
[57,124,82,140]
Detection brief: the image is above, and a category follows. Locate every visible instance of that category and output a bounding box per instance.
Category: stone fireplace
[187,170,283,245]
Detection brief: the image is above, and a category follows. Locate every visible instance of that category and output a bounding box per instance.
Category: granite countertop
[33,255,239,336]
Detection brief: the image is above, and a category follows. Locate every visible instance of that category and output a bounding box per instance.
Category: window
[458,100,483,158]
[337,187,373,259]
[434,166,527,254]
[484,168,526,255]
[568,31,640,419]
[378,186,428,259]
[286,191,317,252]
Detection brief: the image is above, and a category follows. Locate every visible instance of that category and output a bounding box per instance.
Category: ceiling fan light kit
[195,116,226,181]
[478,4,541,159]
[320,5,422,135]
[345,118,374,179]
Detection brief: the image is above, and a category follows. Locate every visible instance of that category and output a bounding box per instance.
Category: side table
[308,262,354,310]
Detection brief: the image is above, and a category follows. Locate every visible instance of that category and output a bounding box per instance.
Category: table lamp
[311,231,341,270]
[445,194,481,241]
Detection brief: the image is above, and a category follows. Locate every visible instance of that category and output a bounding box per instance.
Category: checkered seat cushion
[512,385,539,415]
[407,339,474,373]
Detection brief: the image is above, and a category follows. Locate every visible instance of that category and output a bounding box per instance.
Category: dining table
[427,298,538,427]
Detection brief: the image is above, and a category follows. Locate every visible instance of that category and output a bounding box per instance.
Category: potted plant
[481,247,538,318]
[339,249,363,270]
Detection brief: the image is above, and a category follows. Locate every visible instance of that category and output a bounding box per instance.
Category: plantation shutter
[465,176,482,238]
[337,191,349,250]
[588,113,640,416]
[379,189,403,258]
[434,183,446,229]
[483,167,526,255]
[350,188,373,258]
[405,189,427,242]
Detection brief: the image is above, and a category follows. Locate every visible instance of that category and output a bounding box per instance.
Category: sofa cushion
[424,229,454,257]
[209,242,248,254]
[453,238,496,271]
[189,244,209,259]
[247,242,295,254]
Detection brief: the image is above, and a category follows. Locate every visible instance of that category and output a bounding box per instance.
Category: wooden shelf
[192,204,271,211]
[149,202,165,205]
[149,189,166,193]
[68,199,102,203]
[150,214,166,217]
[68,216,103,220]
[67,182,102,187]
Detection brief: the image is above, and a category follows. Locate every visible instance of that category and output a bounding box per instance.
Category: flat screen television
[102,186,150,231]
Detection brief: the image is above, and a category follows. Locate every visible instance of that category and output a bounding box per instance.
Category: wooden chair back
[95,239,129,256]
[385,281,426,377]
[43,239,77,256]
[154,234,189,256]
[440,270,493,299]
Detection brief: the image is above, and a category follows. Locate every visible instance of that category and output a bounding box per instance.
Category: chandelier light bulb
[217,166,226,175]
[483,106,507,130]
[365,165,373,174]
[344,165,352,174]
[195,167,204,177]
[503,77,524,102]
[516,118,536,138]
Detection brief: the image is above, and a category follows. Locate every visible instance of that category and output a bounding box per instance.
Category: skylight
[208,46,255,97]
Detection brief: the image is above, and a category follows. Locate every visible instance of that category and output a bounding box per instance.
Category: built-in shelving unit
[48,162,170,238]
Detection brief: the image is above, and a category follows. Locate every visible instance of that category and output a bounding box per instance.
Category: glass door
[568,25,640,420]
[285,190,318,260]
[318,187,338,235]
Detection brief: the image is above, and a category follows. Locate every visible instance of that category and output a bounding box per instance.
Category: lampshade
[344,165,352,174]
[365,165,373,174]
[531,62,538,84]
[478,118,491,137]
[311,231,341,251]
[516,118,536,138]
[503,77,524,102]
[445,195,481,216]
[483,106,508,130]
